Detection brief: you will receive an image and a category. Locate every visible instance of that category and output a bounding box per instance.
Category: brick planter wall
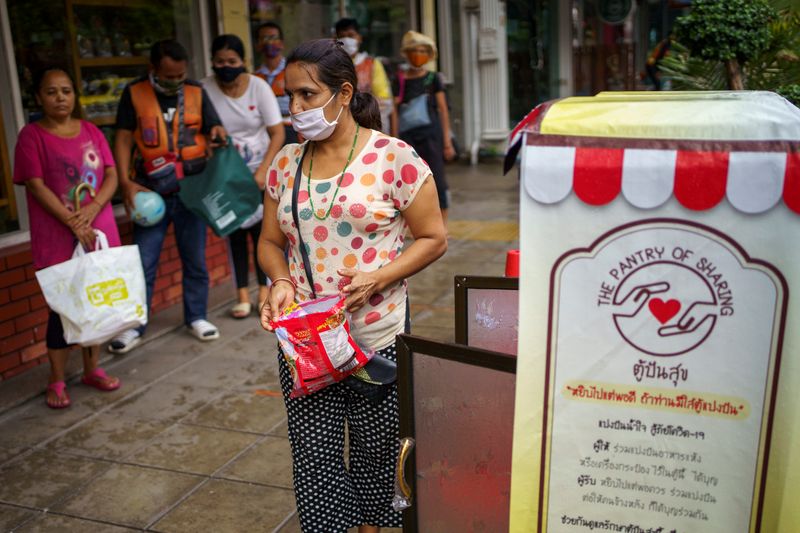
[0,219,231,380]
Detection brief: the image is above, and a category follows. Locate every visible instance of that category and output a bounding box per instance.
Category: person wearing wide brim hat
[400,30,438,60]
[394,30,454,229]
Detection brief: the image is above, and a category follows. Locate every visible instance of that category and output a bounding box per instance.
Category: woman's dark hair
[287,39,381,130]
[211,34,246,61]
[150,39,189,67]
[31,66,83,119]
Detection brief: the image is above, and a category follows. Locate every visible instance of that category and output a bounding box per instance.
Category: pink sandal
[81,368,121,392]
[46,381,71,409]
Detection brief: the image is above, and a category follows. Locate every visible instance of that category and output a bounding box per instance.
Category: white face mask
[340,37,359,57]
[290,92,344,141]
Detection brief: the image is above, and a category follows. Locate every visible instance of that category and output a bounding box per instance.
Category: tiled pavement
[0,162,519,532]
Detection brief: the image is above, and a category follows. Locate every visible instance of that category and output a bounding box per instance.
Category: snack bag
[270,295,371,397]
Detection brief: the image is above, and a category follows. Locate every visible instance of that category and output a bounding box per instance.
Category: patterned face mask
[150,72,185,95]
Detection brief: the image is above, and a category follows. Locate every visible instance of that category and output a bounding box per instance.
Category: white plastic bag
[35,230,147,346]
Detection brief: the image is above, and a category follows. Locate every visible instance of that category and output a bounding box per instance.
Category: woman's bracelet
[271,277,296,289]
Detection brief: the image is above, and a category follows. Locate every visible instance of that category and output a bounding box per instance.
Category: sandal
[230,302,252,319]
[46,381,71,409]
[81,368,121,392]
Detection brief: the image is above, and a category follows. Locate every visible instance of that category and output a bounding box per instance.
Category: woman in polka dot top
[258,39,447,532]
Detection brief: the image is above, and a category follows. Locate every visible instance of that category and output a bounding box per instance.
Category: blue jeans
[134,195,209,334]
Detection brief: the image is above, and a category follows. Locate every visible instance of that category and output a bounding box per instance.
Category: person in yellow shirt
[335,18,397,136]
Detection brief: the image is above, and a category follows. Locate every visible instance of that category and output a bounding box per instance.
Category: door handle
[392,437,416,511]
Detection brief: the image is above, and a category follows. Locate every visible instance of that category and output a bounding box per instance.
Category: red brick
[164,285,183,302]
[2,359,41,379]
[0,319,15,338]
[20,341,47,362]
[0,268,25,289]
[171,272,183,284]
[6,249,32,269]
[29,294,47,311]
[209,265,227,281]
[160,259,181,275]
[14,308,49,332]
[0,288,9,305]
[0,299,30,322]
[0,257,5,270]
[0,330,36,353]
[25,265,36,280]
[0,353,20,373]
[150,293,163,308]
[154,277,171,293]
[34,326,46,342]
[10,280,41,300]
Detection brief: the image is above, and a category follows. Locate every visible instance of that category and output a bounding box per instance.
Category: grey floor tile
[218,436,292,488]
[0,503,36,531]
[128,424,258,475]
[107,382,221,423]
[278,513,301,532]
[152,479,295,533]
[46,413,169,460]
[162,356,263,389]
[186,392,286,434]
[107,350,199,383]
[54,463,201,529]
[16,514,138,532]
[0,450,110,508]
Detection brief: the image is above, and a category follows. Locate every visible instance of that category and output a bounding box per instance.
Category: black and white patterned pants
[278,343,403,532]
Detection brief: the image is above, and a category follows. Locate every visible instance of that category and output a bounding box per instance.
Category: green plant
[777,84,800,107]
[674,0,776,90]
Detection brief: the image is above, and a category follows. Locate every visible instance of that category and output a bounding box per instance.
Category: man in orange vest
[110,39,227,354]
[334,18,397,136]
[254,22,297,144]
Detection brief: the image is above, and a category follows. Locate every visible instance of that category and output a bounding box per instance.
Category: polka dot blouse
[267,129,432,351]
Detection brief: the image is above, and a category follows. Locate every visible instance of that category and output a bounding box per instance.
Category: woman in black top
[393,31,455,229]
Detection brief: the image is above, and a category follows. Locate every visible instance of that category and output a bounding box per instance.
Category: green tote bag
[178,139,262,237]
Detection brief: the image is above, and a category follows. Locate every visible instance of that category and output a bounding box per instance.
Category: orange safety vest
[255,68,286,97]
[355,57,373,94]
[129,80,206,166]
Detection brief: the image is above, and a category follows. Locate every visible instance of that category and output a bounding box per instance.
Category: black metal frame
[454,275,519,345]
[396,334,517,533]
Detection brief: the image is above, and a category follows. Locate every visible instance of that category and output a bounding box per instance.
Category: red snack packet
[269,295,370,397]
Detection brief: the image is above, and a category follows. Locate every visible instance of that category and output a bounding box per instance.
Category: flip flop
[81,368,121,392]
[46,381,71,409]
[230,302,252,319]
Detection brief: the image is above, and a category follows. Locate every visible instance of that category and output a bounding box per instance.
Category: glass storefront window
[248,0,412,81]
[4,0,205,237]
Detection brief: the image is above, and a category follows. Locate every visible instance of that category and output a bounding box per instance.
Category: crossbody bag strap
[291,145,317,299]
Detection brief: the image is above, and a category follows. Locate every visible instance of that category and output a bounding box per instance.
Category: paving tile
[0,446,24,466]
[0,398,102,451]
[278,513,301,532]
[0,503,36,531]
[107,382,221,423]
[16,513,138,532]
[269,418,289,438]
[186,392,286,434]
[128,424,258,475]
[107,350,199,383]
[218,436,292,488]
[162,356,263,389]
[46,413,169,460]
[0,450,110,508]
[67,377,149,410]
[55,463,200,529]
[152,479,295,533]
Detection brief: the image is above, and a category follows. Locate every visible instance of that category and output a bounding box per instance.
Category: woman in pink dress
[13,67,122,409]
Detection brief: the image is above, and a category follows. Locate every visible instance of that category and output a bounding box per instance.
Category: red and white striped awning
[521,146,800,214]
[506,92,800,215]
